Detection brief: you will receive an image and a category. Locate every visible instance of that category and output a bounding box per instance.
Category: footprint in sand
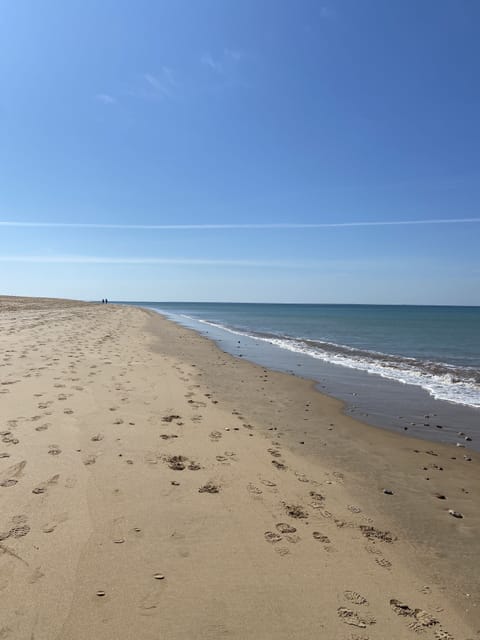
[309,491,325,509]
[264,531,283,543]
[139,590,160,615]
[111,517,126,544]
[48,445,62,456]
[247,483,262,496]
[360,526,396,543]
[0,460,26,487]
[32,474,60,495]
[9,523,31,539]
[83,454,97,466]
[337,608,376,628]
[28,566,45,584]
[274,546,290,556]
[285,533,301,543]
[348,505,362,514]
[389,599,438,632]
[167,455,187,471]
[364,544,381,555]
[283,503,308,519]
[145,452,159,465]
[90,433,104,442]
[260,479,277,488]
[160,434,178,441]
[344,591,368,606]
[375,557,392,569]
[1,431,19,445]
[198,481,220,494]
[2,515,31,540]
[209,431,222,442]
[295,472,309,483]
[312,531,331,543]
[276,523,297,534]
[268,448,282,458]
[35,423,50,432]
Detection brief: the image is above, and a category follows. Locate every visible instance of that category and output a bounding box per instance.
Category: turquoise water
[128,303,480,408]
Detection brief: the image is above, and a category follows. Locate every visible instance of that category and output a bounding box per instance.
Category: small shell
[153,573,165,580]
[96,590,106,597]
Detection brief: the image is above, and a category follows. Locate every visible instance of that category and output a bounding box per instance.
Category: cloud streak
[95,93,116,104]
[201,49,246,74]
[201,53,223,73]
[0,255,330,268]
[143,68,176,99]
[0,218,479,230]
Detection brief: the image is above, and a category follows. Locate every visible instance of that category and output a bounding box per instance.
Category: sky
[0,0,479,304]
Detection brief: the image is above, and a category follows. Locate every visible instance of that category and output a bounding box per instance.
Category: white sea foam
[154,310,480,409]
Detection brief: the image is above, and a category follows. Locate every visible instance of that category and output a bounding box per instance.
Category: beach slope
[0,298,477,639]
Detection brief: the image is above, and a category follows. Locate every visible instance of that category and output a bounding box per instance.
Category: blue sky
[0,0,479,303]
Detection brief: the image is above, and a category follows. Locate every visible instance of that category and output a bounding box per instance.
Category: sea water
[119,301,480,447]
[134,303,480,409]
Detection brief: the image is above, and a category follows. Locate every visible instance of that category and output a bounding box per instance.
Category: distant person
[105,298,108,304]
[101,298,105,304]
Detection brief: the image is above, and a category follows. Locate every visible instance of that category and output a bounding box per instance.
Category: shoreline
[143,304,480,451]
[144,307,480,619]
[1,297,478,638]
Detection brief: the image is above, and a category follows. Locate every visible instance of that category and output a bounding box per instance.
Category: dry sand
[0,297,478,639]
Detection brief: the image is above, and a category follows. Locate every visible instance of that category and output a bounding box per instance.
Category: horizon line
[115,300,480,308]
[0,217,479,230]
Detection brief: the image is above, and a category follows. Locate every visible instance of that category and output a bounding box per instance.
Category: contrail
[0,218,479,230]
[0,255,315,267]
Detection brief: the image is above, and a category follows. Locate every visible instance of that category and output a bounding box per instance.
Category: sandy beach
[0,297,478,640]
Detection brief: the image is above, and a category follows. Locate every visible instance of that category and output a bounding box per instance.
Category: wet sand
[156,308,480,450]
[0,297,478,639]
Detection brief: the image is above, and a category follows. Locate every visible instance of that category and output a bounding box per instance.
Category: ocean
[138,303,480,408]
[120,302,480,448]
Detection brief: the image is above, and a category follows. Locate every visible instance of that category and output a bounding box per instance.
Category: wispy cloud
[201,53,223,73]
[224,48,244,61]
[319,6,334,18]
[0,218,479,231]
[143,67,176,99]
[95,93,116,105]
[0,255,331,268]
[201,48,246,74]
